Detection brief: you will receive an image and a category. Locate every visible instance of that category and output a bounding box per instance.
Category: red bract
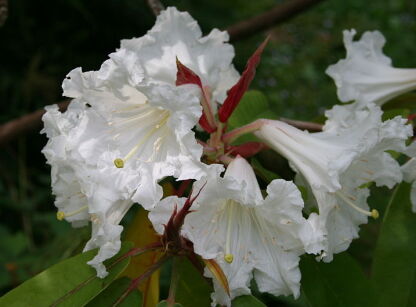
[176,58,216,133]
[175,57,203,88]
[227,142,266,158]
[199,113,216,133]
[218,36,270,123]
[162,183,205,250]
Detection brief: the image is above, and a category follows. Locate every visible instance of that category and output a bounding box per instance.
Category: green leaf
[175,257,212,307]
[86,277,142,307]
[300,253,376,307]
[381,108,410,121]
[383,92,416,110]
[0,242,133,307]
[372,182,416,307]
[251,157,280,183]
[227,90,278,144]
[157,300,183,307]
[227,90,273,129]
[232,295,266,307]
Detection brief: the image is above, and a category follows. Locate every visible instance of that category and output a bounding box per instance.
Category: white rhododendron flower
[61,7,236,208]
[402,142,416,212]
[326,29,416,106]
[150,157,320,306]
[255,112,412,260]
[120,6,239,105]
[42,101,139,277]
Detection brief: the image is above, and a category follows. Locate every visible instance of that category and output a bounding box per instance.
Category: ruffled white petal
[326,29,416,106]
[149,157,316,306]
[255,113,411,259]
[42,102,138,277]
[120,7,239,104]
[61,7,237,208]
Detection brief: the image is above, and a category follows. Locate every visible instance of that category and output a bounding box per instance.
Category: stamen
[57,205,88,221]
[113,111,170,168]
[224,200,234,264]
[336,192,379,219]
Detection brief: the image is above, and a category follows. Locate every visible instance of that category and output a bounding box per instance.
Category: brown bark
[0,101,70,146]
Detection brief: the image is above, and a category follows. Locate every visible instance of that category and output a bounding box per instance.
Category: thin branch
[0,100,70,146]
[226,0,325,41]
[146,0,164,16]
[0,0,8,27]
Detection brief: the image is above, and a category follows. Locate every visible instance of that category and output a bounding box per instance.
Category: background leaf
[86,277,142,307]
[0,242,133,307]
[300,253,376,307]
[121,207,161,307]
[175,257,212,307]
[227,90,278,144]
[372,182,416,307]
[232,295,267,307]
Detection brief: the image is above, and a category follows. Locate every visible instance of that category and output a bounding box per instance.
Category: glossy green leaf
[300,253,376,307]
[232,295,266,307]
[0,242,133,307]
[86,277,142,307]
[372,182,416,307]
[175,257,212,307]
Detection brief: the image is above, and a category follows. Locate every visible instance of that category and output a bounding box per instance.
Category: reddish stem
[113,256,169,306]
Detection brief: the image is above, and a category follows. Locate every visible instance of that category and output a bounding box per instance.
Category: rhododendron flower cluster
[41,6,416,306]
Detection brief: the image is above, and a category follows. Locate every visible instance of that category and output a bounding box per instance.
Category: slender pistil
[224,200,234,263]
[336,191,379,219]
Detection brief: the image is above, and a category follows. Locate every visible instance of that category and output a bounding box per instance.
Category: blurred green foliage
[0,0,415,305]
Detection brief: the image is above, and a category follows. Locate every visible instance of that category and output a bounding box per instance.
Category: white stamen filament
[57,205,88,221]
[224,200,234,263]
[114,111,170,168]
[336,191,379,219]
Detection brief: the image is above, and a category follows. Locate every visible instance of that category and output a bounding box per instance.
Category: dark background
[0,0,415,302]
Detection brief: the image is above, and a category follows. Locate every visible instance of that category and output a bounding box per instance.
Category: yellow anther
[56,211,65,221]
[56,205,88,221]
[371,209,379,219]
[224,254,234,263]
[114,158,124,168]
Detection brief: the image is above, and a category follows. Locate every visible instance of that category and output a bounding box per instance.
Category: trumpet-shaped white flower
[326,29,416,106]
[150,157,320,306]
[61,7,237,208]
[255,114,412,261]
[42,102,139,278]
[402,142,416,212]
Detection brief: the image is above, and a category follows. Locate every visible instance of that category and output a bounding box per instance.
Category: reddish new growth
[161,184,205,254]
[218,36,270,122]
[176,58,216,133]
[175,38,270,163]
